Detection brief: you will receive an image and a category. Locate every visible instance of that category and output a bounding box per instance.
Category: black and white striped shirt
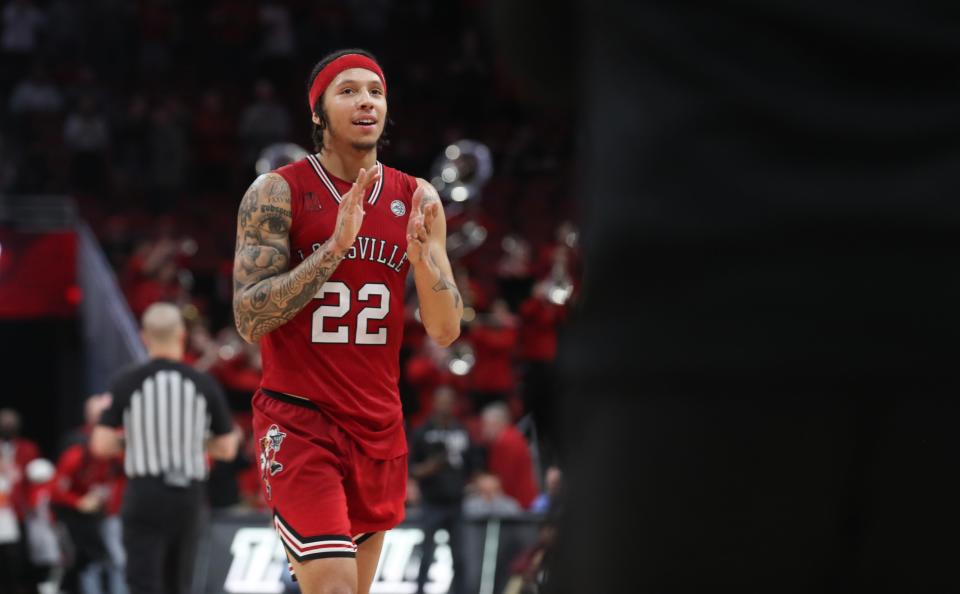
[99,358,232,483]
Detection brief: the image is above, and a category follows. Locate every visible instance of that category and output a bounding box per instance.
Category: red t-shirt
[486,426,538,509]
[518,296,565,362]
[260,157,416,459]
[210,356,261,394]
[52,443,125,516]
[470,324,518,393]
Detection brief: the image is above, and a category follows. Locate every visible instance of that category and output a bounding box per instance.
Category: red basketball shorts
[252,389,407,562]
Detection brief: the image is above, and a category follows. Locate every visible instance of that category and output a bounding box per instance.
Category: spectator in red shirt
[519,281,566,364]
[481,402,538,509]
[468,299,518,412]
[52,395,125,594]
[207,328,262,398]
[124,238,185,318]
[403,332,470,428]
[188,324,262,402]
[518,279,568,466]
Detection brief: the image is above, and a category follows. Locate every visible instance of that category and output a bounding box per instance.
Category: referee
[92,303,238,594]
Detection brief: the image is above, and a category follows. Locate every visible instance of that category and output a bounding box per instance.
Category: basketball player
[232,49,463,594]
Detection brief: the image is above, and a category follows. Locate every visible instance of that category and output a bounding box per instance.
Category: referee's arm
[207,427,241,461]
[204,376,240,462]
[91,392,125,458]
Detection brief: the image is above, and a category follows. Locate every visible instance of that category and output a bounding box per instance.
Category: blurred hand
[425,454,445,473]
[77,492,103,513]
[406,478,422,506]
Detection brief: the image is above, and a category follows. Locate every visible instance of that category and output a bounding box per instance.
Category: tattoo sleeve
[232,173,345,343]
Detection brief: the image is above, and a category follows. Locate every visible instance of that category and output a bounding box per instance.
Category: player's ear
[311,113,321,125]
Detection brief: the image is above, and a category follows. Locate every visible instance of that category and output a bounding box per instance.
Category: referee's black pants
[122,479,205,594]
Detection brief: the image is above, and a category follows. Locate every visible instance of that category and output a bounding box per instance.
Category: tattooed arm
[406,179,463,347]
[233,167,380,343]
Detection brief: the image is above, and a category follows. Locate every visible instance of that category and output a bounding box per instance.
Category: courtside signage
[220,527,452,594]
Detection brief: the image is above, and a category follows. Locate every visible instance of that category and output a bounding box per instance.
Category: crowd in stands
[2,1,574,592]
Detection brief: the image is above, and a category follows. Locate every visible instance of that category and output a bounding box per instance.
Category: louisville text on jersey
[297,235,408,274]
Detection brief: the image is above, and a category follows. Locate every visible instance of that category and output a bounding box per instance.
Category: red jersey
[487,426,538,509]
[469,324,519,393]
[261,156,417,459]
[519,296,566,362]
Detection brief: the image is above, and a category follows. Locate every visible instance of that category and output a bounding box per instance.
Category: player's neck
[318,145,377,183]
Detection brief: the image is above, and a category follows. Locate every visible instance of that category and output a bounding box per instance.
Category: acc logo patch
[390,200,406,217]
[258,424,286,499]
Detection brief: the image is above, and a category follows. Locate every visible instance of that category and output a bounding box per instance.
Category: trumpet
[429,139,493,204]
[543,272,575,306]
[541,226,578,306]
[431,139,494,258]
[419,325,477,376]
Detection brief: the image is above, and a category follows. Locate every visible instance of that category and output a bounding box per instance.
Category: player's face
[316,68,387,152]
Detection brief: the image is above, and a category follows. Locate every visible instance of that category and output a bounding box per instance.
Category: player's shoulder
[273,156,314,180]
[379,162,420,196]
[263,157,315,199]
[239,164,301,210]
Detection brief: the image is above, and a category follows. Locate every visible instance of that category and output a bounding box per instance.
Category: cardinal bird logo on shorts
[258,424,286,499]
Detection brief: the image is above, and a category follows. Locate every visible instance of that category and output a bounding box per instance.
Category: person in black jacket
[409,387,476,594]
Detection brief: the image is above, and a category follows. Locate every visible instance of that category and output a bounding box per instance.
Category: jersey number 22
[311,281,389,345]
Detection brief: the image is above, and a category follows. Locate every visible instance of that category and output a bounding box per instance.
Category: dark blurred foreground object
[492,0,960,591]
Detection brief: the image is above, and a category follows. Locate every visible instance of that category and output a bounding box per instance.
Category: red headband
[308,54,386,111]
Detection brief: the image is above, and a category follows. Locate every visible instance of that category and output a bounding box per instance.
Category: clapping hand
[406,186,441,266]
[332,167,381,253]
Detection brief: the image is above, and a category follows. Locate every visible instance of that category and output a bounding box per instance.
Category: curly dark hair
[307,48,391,154]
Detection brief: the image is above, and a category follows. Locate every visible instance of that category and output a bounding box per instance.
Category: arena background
[0,1,574,593]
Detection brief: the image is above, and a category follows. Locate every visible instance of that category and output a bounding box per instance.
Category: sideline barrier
[196,508,543,594]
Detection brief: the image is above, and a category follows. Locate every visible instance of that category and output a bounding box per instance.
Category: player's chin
[349,125,383,149]
[350,139,379,151]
